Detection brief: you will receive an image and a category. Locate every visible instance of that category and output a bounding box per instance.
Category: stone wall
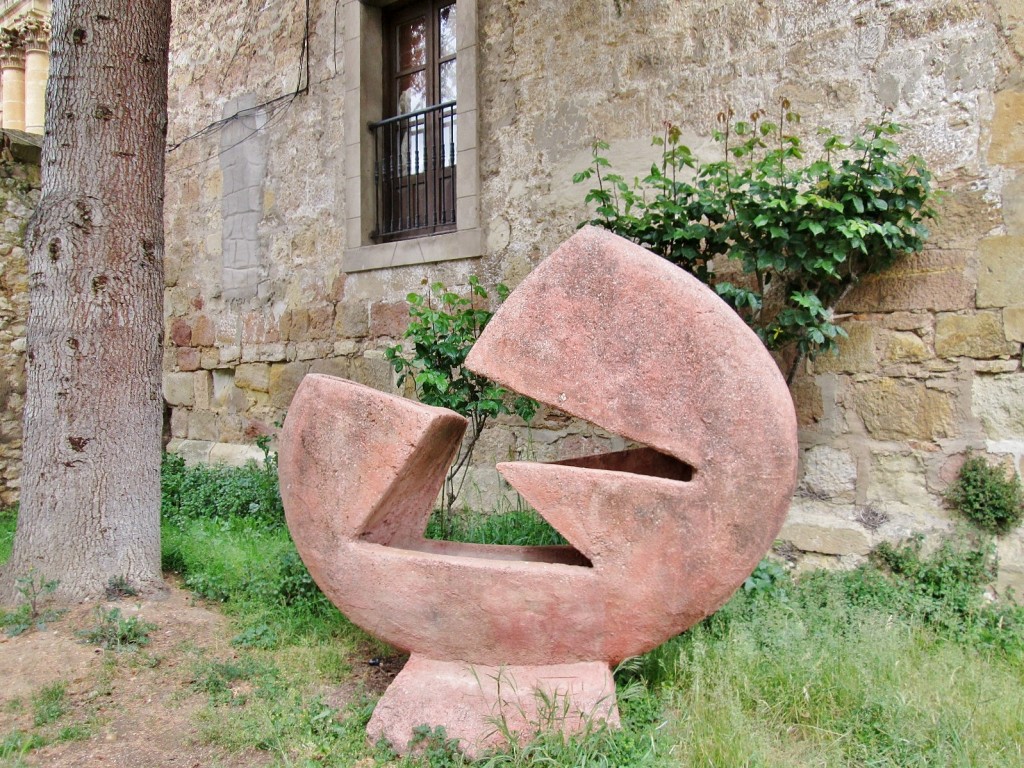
[8,0,1011,581]
[0,134,39,507]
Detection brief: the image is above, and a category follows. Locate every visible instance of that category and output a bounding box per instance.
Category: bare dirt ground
[0,583,275,768]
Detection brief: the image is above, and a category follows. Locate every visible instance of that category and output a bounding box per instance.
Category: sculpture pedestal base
[366,654,621,758]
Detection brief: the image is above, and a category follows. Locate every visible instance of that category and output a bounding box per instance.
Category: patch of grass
[160,455,1024,767]
[31,682,68,727]
[162,515,366,649]
[424,507,567,546]
[191,654,280,706]
[76,606,157,650]
[0,504,15,565]
[0,730,47,764]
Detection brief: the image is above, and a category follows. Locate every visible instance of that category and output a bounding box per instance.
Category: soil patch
[1,582,273,768]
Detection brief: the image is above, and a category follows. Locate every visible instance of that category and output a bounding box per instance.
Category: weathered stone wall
[0,145,39,506]
[154,0,1023,584]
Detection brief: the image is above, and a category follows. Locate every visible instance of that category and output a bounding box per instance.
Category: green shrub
[946,454,1024,535]
[385,277,537,514]
[576,103,939,381]
[161,452,283,527]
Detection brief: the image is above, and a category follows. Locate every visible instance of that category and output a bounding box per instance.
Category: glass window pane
[398,17,426,70]
[397,71,426,114]
[440,60,456,103]
[439,4,457,58]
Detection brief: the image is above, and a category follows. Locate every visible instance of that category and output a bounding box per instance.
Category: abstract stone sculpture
[278,226,799,756]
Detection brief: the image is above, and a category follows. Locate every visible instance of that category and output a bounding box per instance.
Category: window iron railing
[370,100,457,240]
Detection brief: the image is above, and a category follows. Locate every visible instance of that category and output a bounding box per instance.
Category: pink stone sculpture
[278,226,799,757]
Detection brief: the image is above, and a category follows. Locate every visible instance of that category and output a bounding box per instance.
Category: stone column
[20,17,49,135]
[0,29,25,132]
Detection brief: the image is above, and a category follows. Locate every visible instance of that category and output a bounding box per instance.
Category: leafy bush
[385,277,537,514]
[161,451,283,527]
[946,454,1024,535]
[576,103,939,381]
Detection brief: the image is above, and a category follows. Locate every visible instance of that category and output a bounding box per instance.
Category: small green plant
[104,575,138,599]
[741,556,790,598]
[385,277,538,515]
[191,655,279,706]
[946,454,1024,535]
[408,724,465,765]
[31,682,68,727]
[577,101,939,381]
[76,607,156,651]
[0,568,64,637]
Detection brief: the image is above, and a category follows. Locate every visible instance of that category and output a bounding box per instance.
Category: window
[342,0,481,272]
[372,0,457,240]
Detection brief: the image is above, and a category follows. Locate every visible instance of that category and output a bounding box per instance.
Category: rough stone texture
[280,230,798,753]
[973,374,1024,440]
[977,236,1024,309]
[799,446,857,500]
[163,372,196,407]
[811,323,876,374]
[1004,306,1024,343]
[852,378,957,441]
[220,96,268,300]
[0,156,38,505]
[840,250,974,313]
[988,89,1024,164]
[934,312,1017,358]
[367,656,619,758]
[780,514,871,556]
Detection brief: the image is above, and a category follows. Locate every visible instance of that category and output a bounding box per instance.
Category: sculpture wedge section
[278,226,799,756]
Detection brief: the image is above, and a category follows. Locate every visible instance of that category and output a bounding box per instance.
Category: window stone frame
[342,0,480,272]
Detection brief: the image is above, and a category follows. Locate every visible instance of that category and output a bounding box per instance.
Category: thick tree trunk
[0,1,171,602]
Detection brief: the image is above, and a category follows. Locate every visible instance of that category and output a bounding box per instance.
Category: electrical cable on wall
[166,0,315,165]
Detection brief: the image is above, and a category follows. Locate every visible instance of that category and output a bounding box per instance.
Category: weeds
[104,575,139,599]
[30,682,67,727]
[424,507,566,546]
[946,453,1024,535]
[0,504,15,564]
[161,452,283,527]
[0,568,65,637]
[76,606,156,650]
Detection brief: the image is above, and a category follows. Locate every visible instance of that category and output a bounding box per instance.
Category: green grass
[0,504,15,565]
[5,457,1024,766]
[424,506,567,546]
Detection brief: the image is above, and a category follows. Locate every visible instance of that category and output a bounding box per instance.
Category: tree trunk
[0,1,171,602]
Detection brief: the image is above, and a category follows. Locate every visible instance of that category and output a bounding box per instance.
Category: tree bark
[0,1,171,601]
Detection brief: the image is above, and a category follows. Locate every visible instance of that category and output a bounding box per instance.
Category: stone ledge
[780,512,871,556]
[166,438,265,468]
[343,228,483,272]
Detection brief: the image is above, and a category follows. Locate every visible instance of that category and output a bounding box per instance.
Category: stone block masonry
[0,147,38,507]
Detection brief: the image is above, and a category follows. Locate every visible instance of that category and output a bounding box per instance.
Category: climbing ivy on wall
[576,102,940,382]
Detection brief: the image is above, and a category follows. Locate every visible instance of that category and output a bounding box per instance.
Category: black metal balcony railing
[370,101,457,240]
